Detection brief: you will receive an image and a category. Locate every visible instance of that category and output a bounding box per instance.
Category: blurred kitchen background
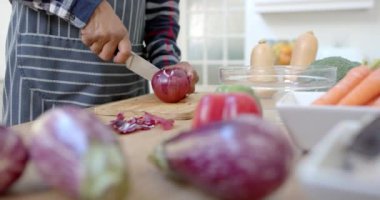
[177,0,379,90]
[0,0,379,88]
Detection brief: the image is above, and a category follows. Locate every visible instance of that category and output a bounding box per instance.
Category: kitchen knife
[125,52,160,80]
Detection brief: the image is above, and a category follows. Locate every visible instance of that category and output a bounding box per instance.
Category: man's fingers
[163,61,199,94]
[113,37,132,64]
[99,42,118,61]
[80,0,133,63]
[80,34,96,47]
[191,69,199,84]
[90,42,105,55]
[188,70,198,94]
[171,62,199,84]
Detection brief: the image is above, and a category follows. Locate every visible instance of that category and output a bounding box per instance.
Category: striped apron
[4,0,148,126]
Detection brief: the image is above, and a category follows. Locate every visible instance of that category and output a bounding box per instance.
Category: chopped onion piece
[110,112,175,134]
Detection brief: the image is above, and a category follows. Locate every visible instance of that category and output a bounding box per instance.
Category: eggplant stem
[148,145,186,183]
[149,144,169,172]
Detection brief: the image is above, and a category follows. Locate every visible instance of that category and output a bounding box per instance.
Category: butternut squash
[290,31,318,69]
[250,39,277,98]
[250,39,275,68]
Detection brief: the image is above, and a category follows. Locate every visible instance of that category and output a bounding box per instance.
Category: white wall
[245,0,380,64]
[0,1,12,80]
[3,1,379,80]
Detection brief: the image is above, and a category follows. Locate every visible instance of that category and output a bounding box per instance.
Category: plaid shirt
[145,0,180,67]
[15,0,181,68]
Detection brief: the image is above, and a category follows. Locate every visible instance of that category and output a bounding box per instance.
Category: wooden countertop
[0,92,309,200]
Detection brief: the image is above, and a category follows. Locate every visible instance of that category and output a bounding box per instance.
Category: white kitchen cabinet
[253,0,375,13]
[244,0,380,66]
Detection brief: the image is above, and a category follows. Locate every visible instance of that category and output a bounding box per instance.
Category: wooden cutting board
[92,93,206,120]
[3,98,307,200]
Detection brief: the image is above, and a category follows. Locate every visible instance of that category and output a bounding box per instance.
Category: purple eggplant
[28,106,128,200]
[151,115,294,200]
[0,127,28,194]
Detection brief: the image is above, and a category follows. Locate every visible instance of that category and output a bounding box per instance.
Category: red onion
[151,115,294,200]
[28,106,128,199]
[0,127,28,194]
[151,67,191,103]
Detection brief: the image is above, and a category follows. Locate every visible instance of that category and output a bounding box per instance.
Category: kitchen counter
[0,92,309,200]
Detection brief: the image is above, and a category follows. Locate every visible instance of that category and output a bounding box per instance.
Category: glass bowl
[219,65,337,92]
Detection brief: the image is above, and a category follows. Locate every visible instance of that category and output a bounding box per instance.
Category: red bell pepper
[192,93,262,128]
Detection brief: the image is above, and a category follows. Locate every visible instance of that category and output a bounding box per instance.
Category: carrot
[366,95,380,107]
[312,65,371,105]
[338,67,380,106]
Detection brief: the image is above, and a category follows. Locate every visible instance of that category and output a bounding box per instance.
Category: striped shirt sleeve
[144,0,181,68]
[14,0,102,28]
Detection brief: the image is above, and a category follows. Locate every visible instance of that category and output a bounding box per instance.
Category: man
[4,0,198,126]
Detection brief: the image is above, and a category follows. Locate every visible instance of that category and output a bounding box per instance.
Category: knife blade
[125,52,160,80]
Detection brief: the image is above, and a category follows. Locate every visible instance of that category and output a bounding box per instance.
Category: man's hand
[165,62,199,93]
[80,0,130,63]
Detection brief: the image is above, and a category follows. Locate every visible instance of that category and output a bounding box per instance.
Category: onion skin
[152,115,294,200]
[151,67,191,103]
[0,127,28,194]
[29,106,128,200]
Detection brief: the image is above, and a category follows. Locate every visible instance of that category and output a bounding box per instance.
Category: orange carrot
[338,67,380,106]
[312,65,371,105]
[366,95,380,108]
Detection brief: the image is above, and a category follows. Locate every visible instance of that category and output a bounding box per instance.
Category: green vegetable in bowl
[311,56,361,81]
[215,84,262,109]
[216,85,257,98]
